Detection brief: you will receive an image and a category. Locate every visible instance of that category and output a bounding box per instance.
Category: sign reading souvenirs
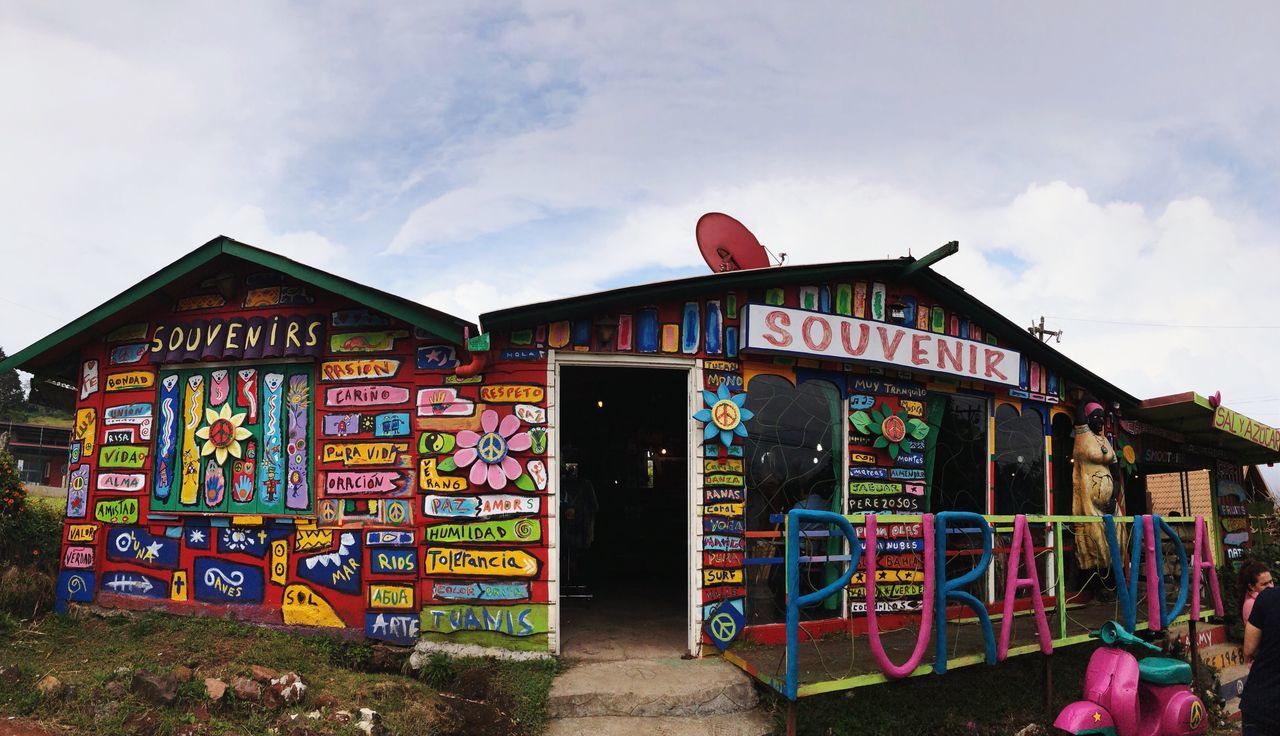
[742,304,1020,386]
[148,315,325,363]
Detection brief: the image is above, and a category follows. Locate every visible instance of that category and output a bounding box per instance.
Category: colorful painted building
[2,236,1275,658]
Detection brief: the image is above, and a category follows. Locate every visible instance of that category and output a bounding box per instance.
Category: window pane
[993,404,1046,516]
[741,374,841,625]
[930,393,988,514]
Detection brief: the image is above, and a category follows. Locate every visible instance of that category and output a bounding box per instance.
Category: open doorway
[557,364,691,658]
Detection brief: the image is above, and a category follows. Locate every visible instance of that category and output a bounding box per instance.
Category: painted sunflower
[850,402,929,460]
[195,403,252,464]
[1116,434,1138,476]
[694,384,754,449]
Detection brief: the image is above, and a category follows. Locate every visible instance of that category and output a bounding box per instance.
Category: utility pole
[1027,316,1063,343]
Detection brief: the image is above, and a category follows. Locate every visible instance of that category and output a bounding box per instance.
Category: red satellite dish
[696,212,771,273]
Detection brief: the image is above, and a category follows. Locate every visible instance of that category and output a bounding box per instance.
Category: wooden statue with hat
[1072,398,1125,593]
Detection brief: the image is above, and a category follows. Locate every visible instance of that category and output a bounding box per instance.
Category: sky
[4,3,1280,483]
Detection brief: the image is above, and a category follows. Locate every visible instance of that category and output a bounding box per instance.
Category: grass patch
[413,653,561,735]
[26,494,66,514]
[0,612,457,735]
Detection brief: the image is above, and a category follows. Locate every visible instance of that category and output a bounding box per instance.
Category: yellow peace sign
[477,432,509,464]
[709,611,738,642]
[1188,701,1203,729]
[711,399,741,431]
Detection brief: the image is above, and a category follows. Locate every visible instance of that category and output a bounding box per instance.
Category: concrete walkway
[545,657,772,735]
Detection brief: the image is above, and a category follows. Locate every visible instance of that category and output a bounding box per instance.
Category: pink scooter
[1054,621,1207,736]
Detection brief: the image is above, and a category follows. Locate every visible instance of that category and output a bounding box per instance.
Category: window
[742,374,842,624]
[930,393,988,514]
[993,403,1046,516]
[152,363,313,516]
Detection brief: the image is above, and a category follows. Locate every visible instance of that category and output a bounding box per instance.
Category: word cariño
[787,511,1222,688]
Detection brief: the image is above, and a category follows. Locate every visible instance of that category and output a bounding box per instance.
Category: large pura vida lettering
[148,315,325,363]
[743,304,1020,386]
[784,512,1223,695]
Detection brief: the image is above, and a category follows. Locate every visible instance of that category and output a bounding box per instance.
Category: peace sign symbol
[708,611,738,642]
[711,399,741,431]
[477,432,509,464]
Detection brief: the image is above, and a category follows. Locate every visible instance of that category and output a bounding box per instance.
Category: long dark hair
[1239,560,1270,597]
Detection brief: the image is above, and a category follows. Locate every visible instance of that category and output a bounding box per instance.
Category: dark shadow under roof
[480,256,1139,407]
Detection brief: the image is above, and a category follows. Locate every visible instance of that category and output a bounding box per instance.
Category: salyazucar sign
[1213,404,1280,452]
[742,304,1020,386]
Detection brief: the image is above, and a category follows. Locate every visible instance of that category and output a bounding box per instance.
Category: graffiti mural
[41,236,1248,672]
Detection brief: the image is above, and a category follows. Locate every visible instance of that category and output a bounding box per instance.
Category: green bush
[0,449,26,516]
[0,502,62,573]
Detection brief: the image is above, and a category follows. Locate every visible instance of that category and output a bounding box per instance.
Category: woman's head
[1239,560,1274,596]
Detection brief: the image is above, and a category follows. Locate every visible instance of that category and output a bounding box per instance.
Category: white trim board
[548,350,699,657]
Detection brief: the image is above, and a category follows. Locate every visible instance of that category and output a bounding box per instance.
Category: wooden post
[787,700,797,736]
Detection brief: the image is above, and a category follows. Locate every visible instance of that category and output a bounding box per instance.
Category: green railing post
[1055,521,1066,640]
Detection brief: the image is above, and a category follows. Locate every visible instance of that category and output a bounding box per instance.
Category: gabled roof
[0,235,475,378]
[480,253,1139,406]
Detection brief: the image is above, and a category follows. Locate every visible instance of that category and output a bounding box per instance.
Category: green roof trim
[0,235,474,377]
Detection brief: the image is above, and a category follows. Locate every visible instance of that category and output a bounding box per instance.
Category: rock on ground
[34,676,63,699]
[204,677,227,701]
[269,673,307,706]
[250,665,280,682]
[130,670,177,706]
[231,675,263,702]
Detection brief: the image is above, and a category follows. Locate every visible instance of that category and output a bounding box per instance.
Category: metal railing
[748,512,1224,700]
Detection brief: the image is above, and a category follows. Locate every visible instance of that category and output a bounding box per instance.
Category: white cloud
[6,1,1280,491]
[193,205,347,271]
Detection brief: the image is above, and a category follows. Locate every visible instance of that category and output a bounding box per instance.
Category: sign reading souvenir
[148,315,324,363]
[742,304,1020,386]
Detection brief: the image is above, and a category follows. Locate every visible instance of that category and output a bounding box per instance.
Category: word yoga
[784,511,1223,693]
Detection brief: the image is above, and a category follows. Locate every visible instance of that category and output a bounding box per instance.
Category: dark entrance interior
[558,365,689,657]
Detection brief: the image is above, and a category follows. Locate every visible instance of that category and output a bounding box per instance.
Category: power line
[1048,315,1280,329]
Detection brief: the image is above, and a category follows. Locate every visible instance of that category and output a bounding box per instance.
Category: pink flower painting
[453,409,531,490]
